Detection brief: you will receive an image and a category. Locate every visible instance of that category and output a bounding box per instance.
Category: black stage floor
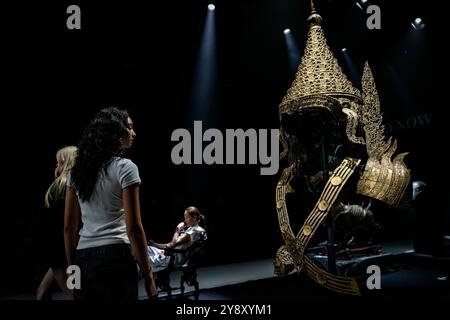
[2,240,449,301]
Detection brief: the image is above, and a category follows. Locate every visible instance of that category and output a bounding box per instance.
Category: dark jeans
[74,243,138,300]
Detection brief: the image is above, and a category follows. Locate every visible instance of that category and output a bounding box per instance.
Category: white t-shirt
[175,225,206,266]
[68,157,141,250]
[185,226,206,245]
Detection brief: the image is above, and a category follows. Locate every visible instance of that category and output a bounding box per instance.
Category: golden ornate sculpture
[279,2,362,128]
[356,63,411,207]
[275,0,411,295]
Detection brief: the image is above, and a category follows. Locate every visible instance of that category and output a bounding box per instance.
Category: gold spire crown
[279,0,362,119]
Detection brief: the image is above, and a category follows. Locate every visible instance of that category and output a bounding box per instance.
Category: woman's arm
[149,241,167,250]
[171,222,185,243]
[123,183,157,298]
[171,232,191,247]
[64,187,81,266]
[151,233,191,250]
[171,230,179,243]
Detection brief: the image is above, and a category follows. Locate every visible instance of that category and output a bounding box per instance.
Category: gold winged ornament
[275,1,410,295]
[357,63,411,207]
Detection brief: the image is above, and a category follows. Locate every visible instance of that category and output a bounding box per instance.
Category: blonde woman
[36,146,77,300]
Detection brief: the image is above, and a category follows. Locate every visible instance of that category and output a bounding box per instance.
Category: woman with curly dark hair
[64,107,157,300]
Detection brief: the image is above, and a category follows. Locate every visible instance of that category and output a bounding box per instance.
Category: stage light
[361,0,368,3]
[341,48,360,87]
[189,1,217,126]
[411,17,425,30]
[283,29,300,75]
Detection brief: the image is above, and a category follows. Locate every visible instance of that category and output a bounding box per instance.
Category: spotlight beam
[190,5,217,125]
[283,30,300,76]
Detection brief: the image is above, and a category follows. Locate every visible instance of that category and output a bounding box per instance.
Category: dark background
[1,0,438,295]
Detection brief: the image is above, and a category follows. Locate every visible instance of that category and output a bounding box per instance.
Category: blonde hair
[45,146,78,208]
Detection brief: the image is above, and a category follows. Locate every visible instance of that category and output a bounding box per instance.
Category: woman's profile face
[56,157,64,176]
[184,211,196,227]
[121,117,136,149]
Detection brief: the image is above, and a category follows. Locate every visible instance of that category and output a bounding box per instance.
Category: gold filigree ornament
[275,0,410,296]
[278,3,362,116]
[278,0,366,160]
[275,0,363,295]
[275,158,362,295]
[356,63,411,207]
